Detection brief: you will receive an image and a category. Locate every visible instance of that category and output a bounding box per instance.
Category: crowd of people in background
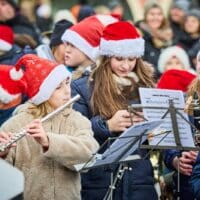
[0,0,200,199]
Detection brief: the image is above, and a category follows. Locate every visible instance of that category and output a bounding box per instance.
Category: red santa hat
[157,69,196,92]
[61,14,118,62]
[15,54,71,105]
[0,25,14,51]
[99,21,145,58]
[0,64,26,104]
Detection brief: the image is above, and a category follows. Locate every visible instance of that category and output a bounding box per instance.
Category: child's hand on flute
[26,119,49,149]
[0,132,16,157]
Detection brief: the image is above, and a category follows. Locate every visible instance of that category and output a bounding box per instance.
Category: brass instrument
[0,95,80,152]
[185,92,200,146]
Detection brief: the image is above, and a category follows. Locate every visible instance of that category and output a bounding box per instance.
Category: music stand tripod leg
[103,163,130,200]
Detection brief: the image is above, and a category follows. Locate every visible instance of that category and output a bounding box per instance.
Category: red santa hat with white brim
[0,64,26,104]
[61,14,118,62]
[0,25,14,52]
[157,69,196,92]
[15,54,71,105]
[99,21,145,58]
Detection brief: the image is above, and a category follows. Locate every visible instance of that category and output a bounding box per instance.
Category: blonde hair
[187,78,200,98]
[90,56,155,119]
[27,101,54,119]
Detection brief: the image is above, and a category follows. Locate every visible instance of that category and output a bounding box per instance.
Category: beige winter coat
[0,104,99,200]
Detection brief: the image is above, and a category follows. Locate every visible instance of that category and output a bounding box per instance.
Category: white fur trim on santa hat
[99,38,145,58]
[158,46,191,73]
[96,15,118,26]
[0,39,12,51]
[10,68,23,80]
[61,29,99,62]
[0,85,20,104]
[30,65,71,105]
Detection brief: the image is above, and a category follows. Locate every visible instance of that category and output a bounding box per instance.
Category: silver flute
[0,94,80,152]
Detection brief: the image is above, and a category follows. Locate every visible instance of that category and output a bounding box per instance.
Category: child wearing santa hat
[61,14,118,79]
[0,54,99,199]
[157,46,194,75]
[71,21,158,200]
[0,63,26,125]
[0,25,34,65]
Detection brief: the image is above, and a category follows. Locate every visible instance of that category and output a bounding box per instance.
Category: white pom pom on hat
[0,64,26,104]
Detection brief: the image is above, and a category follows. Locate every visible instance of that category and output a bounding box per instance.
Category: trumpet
[0,95,80,152]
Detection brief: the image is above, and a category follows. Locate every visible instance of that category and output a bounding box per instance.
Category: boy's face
[48,78,71,109]
[53,43,66,65]
[64,42,91,67]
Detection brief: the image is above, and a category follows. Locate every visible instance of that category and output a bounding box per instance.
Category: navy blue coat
[0,45,34,65]
[164,149,195,200]
[0,95,28,126]
[190,154,200,199]
[164,115,196,200]
[0,106,16,126]
[71,72,158,200]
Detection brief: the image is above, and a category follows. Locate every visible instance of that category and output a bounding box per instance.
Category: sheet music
[139,88,195,147]
[74,120,163,171]
[90,120,163,168]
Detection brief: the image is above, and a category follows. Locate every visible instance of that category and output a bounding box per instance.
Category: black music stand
[130,99,199,151]
[129,99,200,200]
[0,159,24,200]
[75,120,163,200]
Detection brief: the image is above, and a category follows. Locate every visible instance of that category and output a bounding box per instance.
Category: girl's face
[184,16,200,34]
[48,78,71,109]
[0,0,15,21]
[164,56,185,71]
[64,42,92,67]
[110,57,137,77]
[53,44,66,64]
[146,7,164,29]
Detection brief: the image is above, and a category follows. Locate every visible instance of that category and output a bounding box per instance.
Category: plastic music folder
[75,120,163,171]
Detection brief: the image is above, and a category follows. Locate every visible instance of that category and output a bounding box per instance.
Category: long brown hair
[90,56,155,119]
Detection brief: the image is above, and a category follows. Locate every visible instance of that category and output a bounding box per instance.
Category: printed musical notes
[139,88,195,148]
